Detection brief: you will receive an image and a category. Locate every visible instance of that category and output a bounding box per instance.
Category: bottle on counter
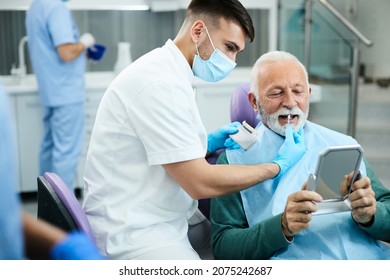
[113,42,132,76]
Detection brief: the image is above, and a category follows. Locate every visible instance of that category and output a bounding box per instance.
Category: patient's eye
[268,90,283,98]
[293,89,303,95]
[293,85,305,95]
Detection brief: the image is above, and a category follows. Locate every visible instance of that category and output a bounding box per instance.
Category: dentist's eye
[226,44,235,52]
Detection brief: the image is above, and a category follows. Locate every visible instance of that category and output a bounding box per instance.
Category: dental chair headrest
[230,83,260,128]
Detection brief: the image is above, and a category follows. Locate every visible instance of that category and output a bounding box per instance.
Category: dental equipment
[229,121,258,151]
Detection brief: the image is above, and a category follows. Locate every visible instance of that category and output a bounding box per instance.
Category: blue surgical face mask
[192,27,237,82]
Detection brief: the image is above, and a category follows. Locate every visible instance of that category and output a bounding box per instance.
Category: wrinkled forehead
[257,60,308,92]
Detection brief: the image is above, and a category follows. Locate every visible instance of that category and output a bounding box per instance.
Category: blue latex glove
[50,231,106,260]
[86,44,106,62]
[272,125,306,178]
[207,122,240,153]
[224,137,240,150]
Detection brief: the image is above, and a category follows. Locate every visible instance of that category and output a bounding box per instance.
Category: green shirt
[211,151,390,260]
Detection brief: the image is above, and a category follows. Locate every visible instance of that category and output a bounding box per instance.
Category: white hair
[250,51,309,97]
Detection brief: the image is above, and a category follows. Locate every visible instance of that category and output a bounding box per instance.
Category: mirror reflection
[315,146,363,200]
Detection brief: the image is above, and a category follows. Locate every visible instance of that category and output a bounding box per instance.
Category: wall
[0,9,269,76]
[279,0,390,79]
[357,0,390,78]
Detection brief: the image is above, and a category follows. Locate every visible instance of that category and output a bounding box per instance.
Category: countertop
[1,71,117,95]
[1,69,254,94]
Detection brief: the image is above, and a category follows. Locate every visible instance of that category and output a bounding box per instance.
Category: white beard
[258,106,308,136]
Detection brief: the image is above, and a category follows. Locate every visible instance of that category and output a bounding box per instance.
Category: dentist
[26,0,95,191]
[83,0,306,260]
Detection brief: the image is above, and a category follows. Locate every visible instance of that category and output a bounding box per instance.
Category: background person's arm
[22,212,106,260]
[57,33,95,62]
[57,43,85,62]
[22,212,67,259]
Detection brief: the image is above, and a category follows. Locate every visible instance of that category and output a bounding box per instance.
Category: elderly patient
[210,51,390,260]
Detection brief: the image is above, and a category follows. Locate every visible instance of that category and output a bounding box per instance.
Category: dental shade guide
[229,121,258,151]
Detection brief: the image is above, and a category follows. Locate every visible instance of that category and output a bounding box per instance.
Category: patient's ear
[248,92,258,112]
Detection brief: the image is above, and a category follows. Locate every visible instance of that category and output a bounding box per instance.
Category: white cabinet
[74,89,105,188]
[3,72,115,193]
[13,93,43,192]
[9,89,106,193]
[194,68,252,132]
[196,84,243,133]
[8,95,21,192]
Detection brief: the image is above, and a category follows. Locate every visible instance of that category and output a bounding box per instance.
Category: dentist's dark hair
[185,0,255,42]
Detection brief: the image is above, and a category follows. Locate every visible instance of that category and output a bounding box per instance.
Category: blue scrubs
[26,0,85,189]
[0,83,24,260]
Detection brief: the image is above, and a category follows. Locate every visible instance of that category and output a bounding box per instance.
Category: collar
[164,39,195,85]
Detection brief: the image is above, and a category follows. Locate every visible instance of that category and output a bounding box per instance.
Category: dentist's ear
[190,20,205,44]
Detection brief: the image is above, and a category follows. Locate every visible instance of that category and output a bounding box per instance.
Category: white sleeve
[128,80,206,165]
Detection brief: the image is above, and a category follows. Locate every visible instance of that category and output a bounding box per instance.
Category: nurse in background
[25,0,95,190]
[0,83,105,260]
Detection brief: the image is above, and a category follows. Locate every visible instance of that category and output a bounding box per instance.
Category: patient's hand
[281,187,322,237]
[340,173,376,225]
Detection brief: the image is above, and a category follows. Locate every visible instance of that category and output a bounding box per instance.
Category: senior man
[211,51,390,260]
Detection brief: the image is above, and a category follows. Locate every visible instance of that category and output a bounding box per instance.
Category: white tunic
[83,40,208,259]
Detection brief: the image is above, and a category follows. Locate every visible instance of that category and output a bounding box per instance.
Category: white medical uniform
[26,0,85,189]
[83,39,208,259]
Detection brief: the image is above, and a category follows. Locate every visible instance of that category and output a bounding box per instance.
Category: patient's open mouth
[279,114,298,124]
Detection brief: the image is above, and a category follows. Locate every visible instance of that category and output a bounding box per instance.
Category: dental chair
[230,83,260,128]
[37,172,95,241]
[199,83,259,219]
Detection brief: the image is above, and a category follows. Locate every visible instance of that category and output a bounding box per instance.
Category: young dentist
[83,0,306,260]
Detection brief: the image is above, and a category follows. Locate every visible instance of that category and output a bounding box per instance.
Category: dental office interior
[1,0,390,217]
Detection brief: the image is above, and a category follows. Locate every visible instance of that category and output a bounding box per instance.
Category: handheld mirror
[309,144,364,215]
